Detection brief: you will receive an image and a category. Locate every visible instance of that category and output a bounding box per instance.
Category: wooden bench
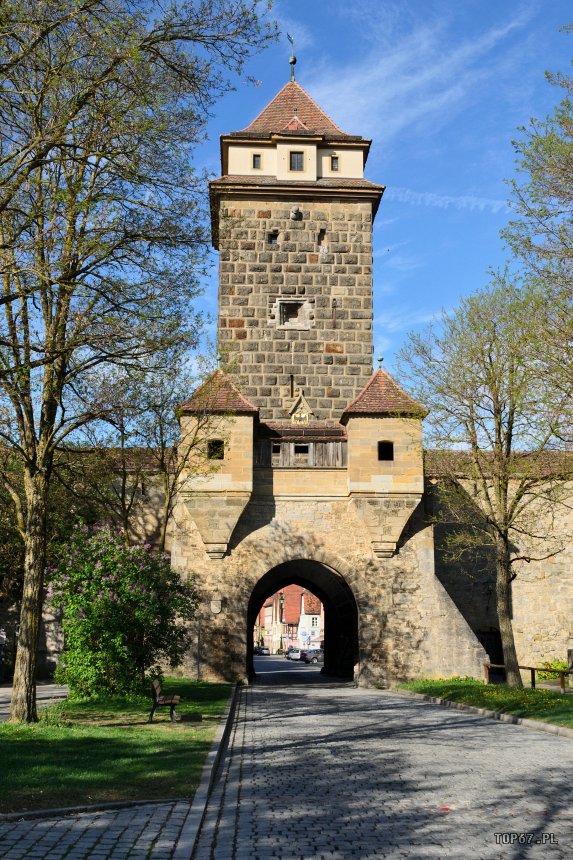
[149,679,180,722]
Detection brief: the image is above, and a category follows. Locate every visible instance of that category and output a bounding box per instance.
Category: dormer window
[330,155,339,172]
[252,153,261,169]
[289,151,304,171]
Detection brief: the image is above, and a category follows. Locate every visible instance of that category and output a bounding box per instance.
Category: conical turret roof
[234,81,360,140]
[341,370,428,422]
[179,370,258,415]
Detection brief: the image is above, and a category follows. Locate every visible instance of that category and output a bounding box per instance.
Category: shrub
[48,525,196,696]
[538,660,569,683]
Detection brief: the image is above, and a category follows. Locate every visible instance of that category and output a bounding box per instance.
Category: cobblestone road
[1,682,572,859]
[194,684,573,860]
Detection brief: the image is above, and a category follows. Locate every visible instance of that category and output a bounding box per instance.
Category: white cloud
[386,186,509,214]
[375,305,440,334]
[303,3,535,150]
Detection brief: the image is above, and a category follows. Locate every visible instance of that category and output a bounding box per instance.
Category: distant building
[255,586,324,653]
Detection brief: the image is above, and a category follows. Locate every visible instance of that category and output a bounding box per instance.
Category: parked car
[258,646,270,655]
[303,649,324,664]
[286,647,302,660]
[285,646,296,659]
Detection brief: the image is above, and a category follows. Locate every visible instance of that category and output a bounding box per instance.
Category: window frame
[279,300,304,326]
[252,153,262,170]
[330,154,339,172]
[289,150,304,172]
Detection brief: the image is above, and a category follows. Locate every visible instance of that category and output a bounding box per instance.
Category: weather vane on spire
[287,33,296,82]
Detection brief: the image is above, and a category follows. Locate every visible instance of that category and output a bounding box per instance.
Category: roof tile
[341,370,428,421]
[179,370,258,415]
[241,81,354,138]
[210,174,384,192]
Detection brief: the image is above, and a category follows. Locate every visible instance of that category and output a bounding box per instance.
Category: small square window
[331,155,339,171]
[280,301,303,325]
[268,230,279,246]
[252,153,261,169]
[207,439,225,460]
[290,151,304,171]
[378,441,394,461]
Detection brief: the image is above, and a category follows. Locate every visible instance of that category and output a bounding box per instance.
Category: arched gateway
[170,73,487,686]
[248,560,359,679]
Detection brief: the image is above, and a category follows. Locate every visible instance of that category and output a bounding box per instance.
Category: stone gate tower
[171,77,487,685]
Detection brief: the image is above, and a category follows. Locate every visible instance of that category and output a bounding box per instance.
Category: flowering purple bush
[48,525,196,695]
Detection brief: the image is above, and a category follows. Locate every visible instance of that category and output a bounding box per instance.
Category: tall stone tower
[210,80,383,421]
[171,75,487,686]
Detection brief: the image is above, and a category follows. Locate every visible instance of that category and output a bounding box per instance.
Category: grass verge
[0,679,231,814]
[399,678,573,730]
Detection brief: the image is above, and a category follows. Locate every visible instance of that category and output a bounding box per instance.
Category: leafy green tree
[400,276,573,688]
[0,0,276,722]
[502,29,573,421]
[48,524,196,696]
[503,27,573,288]
[71,352,227,551]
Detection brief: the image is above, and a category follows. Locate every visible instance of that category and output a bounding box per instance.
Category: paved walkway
[193,684,573,860]
[0,682,68,721]
[1,683,572,858]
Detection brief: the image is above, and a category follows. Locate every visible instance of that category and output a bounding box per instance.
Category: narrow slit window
[317,228,326,246]
[252,153,261,169]
[290,151,304,171]
[378,441,394,461]
[330,155,339,172]
[207,439,225,460]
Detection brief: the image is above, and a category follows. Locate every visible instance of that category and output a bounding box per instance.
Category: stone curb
[0,797,182,824]
[391,689,573,739]
[173,682,240,859]
[0,684,240,828]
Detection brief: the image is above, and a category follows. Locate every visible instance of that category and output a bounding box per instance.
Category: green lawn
[400,678,573,729]
[0,679,231,814]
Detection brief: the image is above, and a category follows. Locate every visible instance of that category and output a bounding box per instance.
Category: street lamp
[279,591,285,651]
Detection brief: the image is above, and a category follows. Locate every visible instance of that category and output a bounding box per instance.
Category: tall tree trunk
[158,469,171,553]
[9,471,49,722]
[495,532,522,689]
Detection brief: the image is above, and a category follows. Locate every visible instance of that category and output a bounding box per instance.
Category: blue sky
[197,1,572,373]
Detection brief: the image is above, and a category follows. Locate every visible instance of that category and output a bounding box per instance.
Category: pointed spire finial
[377,356,384,369]
[287,33,296,82]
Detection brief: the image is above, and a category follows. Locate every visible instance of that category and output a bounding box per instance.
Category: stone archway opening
[247,559,359,682]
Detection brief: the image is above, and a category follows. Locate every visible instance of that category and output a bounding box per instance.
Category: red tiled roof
[341,370,428,421]
[283,585,303,626]
[179,370,258,415]
[303,592,321,615]
[210,175,383,192]
[240,81,353,138]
